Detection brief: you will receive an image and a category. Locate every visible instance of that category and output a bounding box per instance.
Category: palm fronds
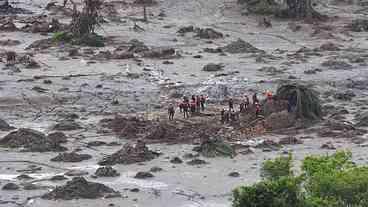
[276,82,322,120]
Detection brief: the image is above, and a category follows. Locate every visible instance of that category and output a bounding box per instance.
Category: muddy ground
[0,0,368,206]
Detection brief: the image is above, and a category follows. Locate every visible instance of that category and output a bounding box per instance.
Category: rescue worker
[220,108,225,124]
[266,91,273,102]
[252,93,259,105]
[183,101,189,118]
[200,95,206,111]
[228,98,234,111]
[255,102,261,117]
[240,101,245,112]
[196,95,201,112]
[168,103,175,120]
[245,95,250,110]
[190,99,196,115]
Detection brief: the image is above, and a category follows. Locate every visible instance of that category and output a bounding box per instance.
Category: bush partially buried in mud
[233,151,368,207]
[41,177,120,200]
[0,128,67,152]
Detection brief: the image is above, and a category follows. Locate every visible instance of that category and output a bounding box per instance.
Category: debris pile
[95,166,120,177]
[0,128,67,152]
[101,116,152,139]
[221,39,265,54]
[41,177,120,200]
[98,141,159,165]
[193,138,236,158]
[264,111,295,130]
[51,152,92,162]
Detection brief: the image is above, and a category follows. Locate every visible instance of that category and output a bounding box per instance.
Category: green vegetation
[233,151,368,207]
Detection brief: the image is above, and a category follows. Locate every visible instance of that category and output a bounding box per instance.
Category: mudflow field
[0,0,368,206]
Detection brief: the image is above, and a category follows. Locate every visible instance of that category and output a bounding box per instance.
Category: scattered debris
[221,39,264,54]
[95,166,120,177]
[41,177,120,200]
[193,138,236,158]
[51,152,92,162]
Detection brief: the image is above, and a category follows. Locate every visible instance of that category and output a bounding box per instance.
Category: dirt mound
[95,166,120,177]
[53,120,83,131]
[195,28,223,39]
[41,177,120,200]
[0,128,67,152]
[264,111,296,130]
[193,138,236,158]
[101,116,152,139]
[51,152,92,162]
[221,39,265,54]
[98,141,159,165]
[0,119,15,131]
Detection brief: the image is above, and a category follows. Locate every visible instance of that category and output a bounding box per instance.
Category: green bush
[261,153,293,180]
[232,151,368,207]
[52,32,72,42]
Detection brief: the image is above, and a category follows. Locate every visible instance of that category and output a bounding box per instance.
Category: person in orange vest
[266,91,273,102]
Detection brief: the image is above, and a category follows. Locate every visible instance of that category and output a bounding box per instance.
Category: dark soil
[41,177,120,200]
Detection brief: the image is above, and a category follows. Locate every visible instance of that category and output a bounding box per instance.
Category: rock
[170,157,183,164]
[51,152,92,162]
[50,175,68,181]
[202,63,224,72]
[130,188,140,192]
[186,159,208,165]
[64,170,89,177]
[321,60,353,70]
[0,128,67,152]
[43,79,52,84]
[53,120,82,131]
[68,48,80,57]
[150,166,163,172]
[98,141,160,166]
[87,141,107,147]
[349,19,368,32]
[221,39,264,54]
[2,183,19,190]
[228,172,240,177]
[134,172,154,179]
[333,90,356,101]
[264,111,295,131]
[127,39,149,53]
[143,48,176,59]
[319,42,341,51]
[41,177,120,200]
[195,28,223,39]
[321,142,336,150]
[0,119,15,131]
[278,136,303,145]
[95,166,120,177]
[32,86,48,93]
[16,174,34,180]
[203,48,222,53]
[47,132,68,143]
[177,26,195,34]
[0,39,21,46]
[304,68,322,74]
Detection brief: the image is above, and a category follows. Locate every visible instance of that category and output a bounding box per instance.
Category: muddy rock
[319,42,341,51]
[321,141,336,150]
[195,28,223,39]
[98,141,160,165]
[202,63,224,72]
[177,25,195,34]
[51,152,92,162]
[221,38,264,54]
[16,174,34,180]
[333,90,356,101]
[50,175,68,181]
[2,183,19,190]
[47,132,68,143]
[0,128,67,152]
[0,119,15,131]
[321,60,353,70]
[228,172,240,177]
[102,116,152,139]
[53,120,83,131]
[143,48,176,59]
[23,183,46,190]
[170,157,183,164]
[187,159,208,165]
[193,138,236,158]
[41,177,120,200]
[134,171,154,179]
[64,170,88,177]
[150,166,163,172]
[95,166,120,177]
[278,136,303,145]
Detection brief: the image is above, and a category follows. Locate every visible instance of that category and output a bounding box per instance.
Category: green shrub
[261,153,293,180]
[52,32,72,42]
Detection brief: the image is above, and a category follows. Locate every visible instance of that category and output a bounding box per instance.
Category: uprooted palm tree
[70,0,102,37]
[276,82,322,120]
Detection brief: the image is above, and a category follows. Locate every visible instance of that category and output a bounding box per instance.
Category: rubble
[95,166,120,177]
[0,128,67,152]
[41,177,120,200]
[98,141,160,165]
[50,152,92,162]
[221,39,265,54]
[193,138,236,158]
[264,111,295,130]
[134,171,154,179]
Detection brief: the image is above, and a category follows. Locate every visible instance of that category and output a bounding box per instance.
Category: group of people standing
[168,95,207,120]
